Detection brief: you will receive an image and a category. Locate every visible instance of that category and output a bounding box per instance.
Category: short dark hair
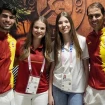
[87,2,105,15]
[0,3,17,15]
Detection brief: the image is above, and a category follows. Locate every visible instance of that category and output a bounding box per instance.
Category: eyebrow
[1,13,16,19]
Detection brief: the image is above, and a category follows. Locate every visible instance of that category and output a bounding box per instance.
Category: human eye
[1,14,15,19]
[2,14,8,18]
[95,14,101,18]
[65,20,69,23]
[10,15,15,19]
[88,15,93,19]
[41,27,45,30]
[58,21,62,25]
[34,26,38,29]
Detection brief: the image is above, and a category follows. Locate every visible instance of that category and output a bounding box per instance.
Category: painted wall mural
[0,0,105,39]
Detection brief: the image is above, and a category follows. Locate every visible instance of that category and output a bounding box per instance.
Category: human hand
[48,94,54,105]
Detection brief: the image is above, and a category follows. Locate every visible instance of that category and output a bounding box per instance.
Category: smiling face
[87,7,104,31]
[0,10,16,32]
[58,16,71,36]
[32,20,46,39]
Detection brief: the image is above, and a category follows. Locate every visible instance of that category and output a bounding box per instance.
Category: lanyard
[28,52,45,75]
[61,43,73,65]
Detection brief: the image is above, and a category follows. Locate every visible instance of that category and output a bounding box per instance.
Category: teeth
[92,23,97,25]
[92,22,97,24]
[5,24,10,26]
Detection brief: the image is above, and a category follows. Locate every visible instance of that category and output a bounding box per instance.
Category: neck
[63,34,72,45]
[32,38,41,50]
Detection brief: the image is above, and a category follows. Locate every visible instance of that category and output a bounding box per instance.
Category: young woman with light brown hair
[48,11,89,105]
[14,16,53,105]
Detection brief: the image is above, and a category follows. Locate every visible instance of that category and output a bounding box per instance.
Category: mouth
[5,25,10,27]
[92,23,97,25]
[91,23,98,27]
[37,33,42,35]
[62,28,68,31]
[35,33,43,37]
[4,24,11,27]
[91,21,98,25]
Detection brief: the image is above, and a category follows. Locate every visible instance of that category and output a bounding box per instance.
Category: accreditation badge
[61,73,72,91]
[26,75,40,94]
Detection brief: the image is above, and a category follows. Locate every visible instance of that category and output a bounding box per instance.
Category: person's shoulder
[16,38,25,48]
[76,33,87,47]
[17,38,25,44]
[77,33,86,41]
[86,30,94,39]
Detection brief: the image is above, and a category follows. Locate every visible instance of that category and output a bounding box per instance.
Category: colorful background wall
[0,0,105,39]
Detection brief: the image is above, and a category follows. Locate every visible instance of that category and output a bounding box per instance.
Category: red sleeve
[15,39,25,57]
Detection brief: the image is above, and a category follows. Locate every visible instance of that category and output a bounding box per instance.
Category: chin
[63,32,69,34]
[4,27,11,30]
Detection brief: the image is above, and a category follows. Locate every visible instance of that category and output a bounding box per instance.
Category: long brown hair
[19,16,52,61]
[54,11,82,65]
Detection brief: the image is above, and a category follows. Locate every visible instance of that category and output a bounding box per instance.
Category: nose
[37,28,41,32]
[92,16,97,21]
[6,17,11,21]
[62,22,66,26]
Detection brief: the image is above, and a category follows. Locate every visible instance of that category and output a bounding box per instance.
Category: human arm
[48,61,55,105]
[13,39,25,67]
[81,36,89,90]
[14,57,19,67]
[82,58,89,90]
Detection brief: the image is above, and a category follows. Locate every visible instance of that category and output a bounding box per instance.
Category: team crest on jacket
[11,42,15,47]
